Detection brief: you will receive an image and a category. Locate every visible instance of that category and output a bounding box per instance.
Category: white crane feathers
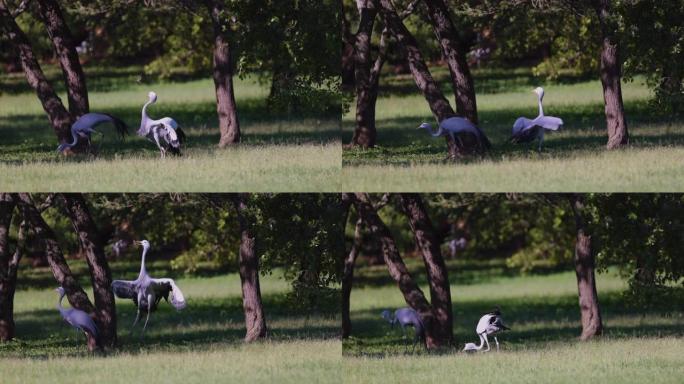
[463,307,510,353]
[510,86,563,151]
[418,116,491,150]
[138,91,186,157]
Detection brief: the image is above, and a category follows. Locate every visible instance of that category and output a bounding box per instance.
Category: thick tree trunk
[378,0,467,158]
[206,0,241,147]
[0,4,73,143]
[351,193,447,349]
[62,194,117,348]
[341,1,355,91]
[399,194,453,345]
[13,194,98,351]
[342,217,363,338]
[36,0,89,117]
[423,0,478,124]
[0,194,16,342]
[232,195,267,342]
[569,194,603,340]
[350,0,378,148]
[592,0,628,149]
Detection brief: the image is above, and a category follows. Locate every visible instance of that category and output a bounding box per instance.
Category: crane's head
[134,239,151,249]
[55,287,66,296]
[533,87,544,98]
[417,122,432,131]
[380,309,394,326]
[148,91,158,103]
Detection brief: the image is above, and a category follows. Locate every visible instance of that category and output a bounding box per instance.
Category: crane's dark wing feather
[102,113,130,138]
[150,278,186,310]
[175,127,187,143]
[112,280,137,305]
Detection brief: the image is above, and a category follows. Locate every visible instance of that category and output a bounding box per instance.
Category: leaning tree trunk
[206,0,241,147]
[232,194,267,342]
[400,193,453,345]
[350,0,378,148]
[592,0,628,149]
[0,4,73,143]
[342,217,363,338]
[569,194,603,340]
[62,194,117,348]
[351,193,448,349]
[423,0,478,125]
[0,194,17,342]
[13,194,98,351]
[36,0,89,117]
[378,0,469,159]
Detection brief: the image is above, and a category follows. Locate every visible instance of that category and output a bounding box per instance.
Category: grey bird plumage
[510,87,563,152]
[464,306,510,352]
[55,287,98,341]
[56,112,129,153]
[138,92,186,158]
[381,307,425,351]
[418,117,491,151]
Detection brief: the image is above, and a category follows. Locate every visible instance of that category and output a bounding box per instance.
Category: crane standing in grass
[138,91,186,158]
[111,240,186,338]
[56,112,128,154]
[55,287,98,343]
[417,117,491,153]
[463,306,510,353]
[510,87,564,152]
[381,307,425,352]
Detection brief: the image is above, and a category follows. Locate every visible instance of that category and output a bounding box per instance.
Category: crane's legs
[482,333,491,352]
[142,294,153,338]
[494,336,500,351]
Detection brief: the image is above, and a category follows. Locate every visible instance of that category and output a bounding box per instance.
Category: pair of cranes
[418,87,563,152]
[55,240,186,345]
[381,306,510,353]
[56,92,186,158]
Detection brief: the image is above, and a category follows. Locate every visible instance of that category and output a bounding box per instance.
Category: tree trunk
[591,0,628,149]
[350,0,378,148]
[36,0,89,117]
[0,4,73,143]
[206,0,241,147]
[569,194,603,340]
[232,194,267,342]
[62,194,117,348]
[341,0,355,91]
[351,193,448,349]
[0,194,16,342]
[399,194,453,345]
[13,194,98,351]
[423,0,478,124]
[378,0,467,158]
[342,217,363,338]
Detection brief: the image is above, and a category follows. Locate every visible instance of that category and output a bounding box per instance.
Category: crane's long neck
[57,291,65,311]
[476,334,486,350]
[138,245,149,278]
[66,128,78,148]
[141,99,153,130]
[432,124,444,137]
[537,93,544,117]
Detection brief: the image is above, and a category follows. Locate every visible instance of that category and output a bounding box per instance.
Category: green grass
[0,261,339,383]
[342,258,684,383]
[342,68,684,191]
[0,65,340,192]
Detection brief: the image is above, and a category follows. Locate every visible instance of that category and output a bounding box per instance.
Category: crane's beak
[133,240,142,246]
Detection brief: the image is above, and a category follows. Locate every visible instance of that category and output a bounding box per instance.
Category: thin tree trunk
[206,0,241,147]
[351,193,448,349]
[13,194,98,351]
[341,0,355,91]
[0,4,73,143]
[342,217,363,338]
[399,194,453,345]
[0,194,16,342]
[569,194,603,340]
[232,194,267,342]
[423,0,478,124]
[591,0,628,149]
[378,0,466,158]
[62,194,117,348]
[36,0,89,117]
[350,0,378,148]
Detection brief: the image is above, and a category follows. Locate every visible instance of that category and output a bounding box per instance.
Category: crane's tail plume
[175,127,187,144]
[103,113,129,139]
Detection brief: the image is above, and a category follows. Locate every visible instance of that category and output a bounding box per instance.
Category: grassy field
[343,258,684,383]
[342,68,684,191]
[0,65,340,192]
[0,260,339,383]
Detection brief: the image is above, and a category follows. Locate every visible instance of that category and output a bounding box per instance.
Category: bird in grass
[56,112,128,154]
[381,307,425,352]
[112,240,186,338]
[463,306,510,353]
[418,117,491,153]
[510,87,563,152]
[55,287,98,342]
[138,91,186,158]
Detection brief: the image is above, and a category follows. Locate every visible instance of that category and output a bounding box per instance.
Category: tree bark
[206,0,241,147]
[0,194,17,342]
[591,0,628,149]
[378,0,469,158]
[351,193,448,349]
[62,194,117,348]
[569,194,603,340]
[231,194,267,342]
[341,0,355,91]
[342,216,363,338]
[13,194,98,351]
[423,0,478,124]
[350,0,378,148]
[36,0,89,117]
[399,194,453,345]
[0,4,73,143]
